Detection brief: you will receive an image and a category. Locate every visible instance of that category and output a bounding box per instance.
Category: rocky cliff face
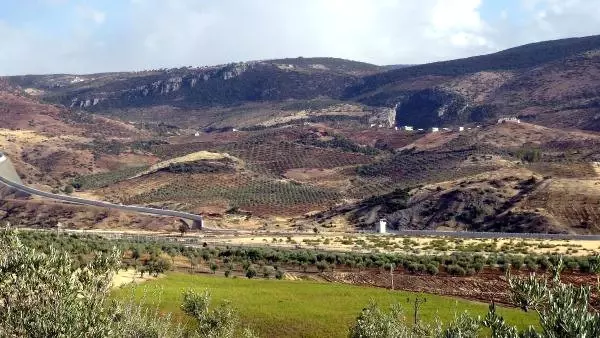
[394,88,469,128]
[8,58,380,113]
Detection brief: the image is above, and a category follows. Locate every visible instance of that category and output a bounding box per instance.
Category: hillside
[7,37,600,132]
[0,88,157,188]
[344,35,600,131]
[312,122,600,234]
[2,36,600,234]
[6,58,382,112]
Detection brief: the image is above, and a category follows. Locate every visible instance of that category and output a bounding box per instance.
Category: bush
[349,303,411,338]
[517,147,542,163]
[210,262,218,274]
[145,256,171,276]
[446,264,466,276]
[181,290,238,338]
[510,257,524,270]
[245,267,257,279]
[426,264,439,275]
[316,261,329,273]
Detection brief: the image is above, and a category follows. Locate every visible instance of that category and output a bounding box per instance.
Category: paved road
[0,154,204,226]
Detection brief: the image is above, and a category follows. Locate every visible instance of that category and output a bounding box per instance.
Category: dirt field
[212,234,600,256]
[112,269,158,288]
[321,268,600,307]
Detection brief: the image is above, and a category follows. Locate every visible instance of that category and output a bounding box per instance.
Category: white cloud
[0,0,599,75]
[76,6,106,24]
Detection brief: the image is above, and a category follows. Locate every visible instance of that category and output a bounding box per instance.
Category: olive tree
[0,230,121,336]
[0,230,180,337]
[181,289,257,338]
[0,230,251,338]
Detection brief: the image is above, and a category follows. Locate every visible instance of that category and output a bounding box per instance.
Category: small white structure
[194,132,200,137]
[497,117,521,124]
[431,127,439,133]
[442,127,450,131]
[417,128,424,131]
[232,128,239,132]
[458,126,465,132]
[394,126,398,131]
[403,126,414,131]
[370,123,376,128]
[377,219,387,234]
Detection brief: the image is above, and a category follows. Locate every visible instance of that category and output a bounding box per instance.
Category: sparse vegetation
[350,258,600,337]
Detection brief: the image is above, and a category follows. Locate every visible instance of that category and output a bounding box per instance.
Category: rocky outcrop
[368,105,397,127]
[24,59,363,111]
[394,88,470,128]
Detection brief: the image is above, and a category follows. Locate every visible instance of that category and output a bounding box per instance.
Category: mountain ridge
[3,35,600,133]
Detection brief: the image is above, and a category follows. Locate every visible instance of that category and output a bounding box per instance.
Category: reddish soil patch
[321,268,600,307]
[339,129,424,149]
[0,198,179,231]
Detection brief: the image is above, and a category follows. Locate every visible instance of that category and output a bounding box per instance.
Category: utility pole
[390,263,395,290]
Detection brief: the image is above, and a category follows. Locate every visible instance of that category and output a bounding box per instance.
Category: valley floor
[112,272,539,338]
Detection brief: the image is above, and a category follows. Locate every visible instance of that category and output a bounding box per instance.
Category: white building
[394,126,398,131]
[431,127,439,132]
[442,127,450,131]
[458,126,464,132]
[194,132,200,137]
[377,219,387,234]
[232,128,239,132]
[497,117,521,124]
[403,126,413,131]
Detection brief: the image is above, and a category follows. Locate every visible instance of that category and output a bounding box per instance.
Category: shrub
[181,290,258,338]
[510,256,524,270]
[210,262,218,274]
[245,267,257,279]
[316,261,329,273]
[426,264,439,275]
[446,264,466,276]
[352,259,600,337]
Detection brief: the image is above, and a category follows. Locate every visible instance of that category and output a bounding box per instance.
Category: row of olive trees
[349,257,600,337]
[0,230,257,338]
[16,231,600,278]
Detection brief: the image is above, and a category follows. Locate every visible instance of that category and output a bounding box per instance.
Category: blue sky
[0,0,599,75]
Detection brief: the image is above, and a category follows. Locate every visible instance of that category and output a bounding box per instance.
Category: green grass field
[112,273,539,337]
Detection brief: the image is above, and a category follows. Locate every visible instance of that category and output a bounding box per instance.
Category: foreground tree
[0,230,256,337]
[0,230,181,337]
[182,290,241,338]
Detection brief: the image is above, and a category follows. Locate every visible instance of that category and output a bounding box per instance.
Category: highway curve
[0,153,204,228]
